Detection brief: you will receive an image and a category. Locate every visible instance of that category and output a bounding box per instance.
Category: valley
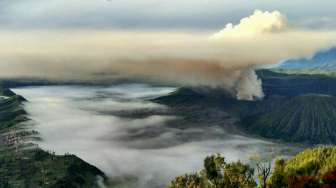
[2,69,336,187]
[13,83,299,188]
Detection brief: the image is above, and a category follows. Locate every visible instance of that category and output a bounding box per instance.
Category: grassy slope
[284,147,336,177]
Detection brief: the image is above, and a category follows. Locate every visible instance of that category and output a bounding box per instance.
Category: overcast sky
[1,0,336,30]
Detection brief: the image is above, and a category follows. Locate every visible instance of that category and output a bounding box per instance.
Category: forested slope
[168,147,336,188]
[0,84,107,188]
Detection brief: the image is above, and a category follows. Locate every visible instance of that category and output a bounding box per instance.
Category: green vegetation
[168,147,336,188]
[168,154,256,188]
[0,85,107,188]
[284,147,336,177]
[0,149,105,188]
[268,147,336,188]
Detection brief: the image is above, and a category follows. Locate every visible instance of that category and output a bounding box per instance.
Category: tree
[168,154,256,188]
[169,173,203,188]
[202,154,226,187]
[267,159,287,188]
[223,161,256,188]
[250,154,272,188]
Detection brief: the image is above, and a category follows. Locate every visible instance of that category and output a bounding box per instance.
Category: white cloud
[211,10,288,39]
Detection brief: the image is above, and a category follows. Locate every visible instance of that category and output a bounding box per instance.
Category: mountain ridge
[275,47,336,71]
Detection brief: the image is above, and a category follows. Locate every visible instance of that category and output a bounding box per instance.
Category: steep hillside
[242,94,336,143]
[284,147,336,177]
[268,147,336,188]
[0,84,107,187]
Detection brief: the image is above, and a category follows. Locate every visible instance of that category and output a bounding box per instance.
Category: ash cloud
[2,10,336,100]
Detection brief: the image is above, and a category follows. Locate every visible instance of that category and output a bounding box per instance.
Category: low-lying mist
[14,84,300,188]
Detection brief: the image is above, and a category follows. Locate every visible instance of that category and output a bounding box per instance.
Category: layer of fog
[13,84,300,188]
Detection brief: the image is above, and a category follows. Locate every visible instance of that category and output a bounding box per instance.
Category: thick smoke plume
[236,68,264,100]
[1,10,336,100]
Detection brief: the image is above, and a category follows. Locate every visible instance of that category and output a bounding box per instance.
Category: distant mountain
[274,47,336,73]
[155,70,336,144]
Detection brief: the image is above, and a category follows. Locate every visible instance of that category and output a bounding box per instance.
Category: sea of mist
[13,84,301,188]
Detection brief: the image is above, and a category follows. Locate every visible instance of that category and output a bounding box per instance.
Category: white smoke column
[236,68,264,101]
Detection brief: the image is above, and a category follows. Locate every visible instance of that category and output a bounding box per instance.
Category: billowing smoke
[236,68,264,100]
[1,10,336,100]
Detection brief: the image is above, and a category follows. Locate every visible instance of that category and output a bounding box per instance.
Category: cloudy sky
[1,0,336,30]
[1,1,336,100]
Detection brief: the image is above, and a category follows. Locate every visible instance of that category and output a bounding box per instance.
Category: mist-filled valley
[13,84,299,188]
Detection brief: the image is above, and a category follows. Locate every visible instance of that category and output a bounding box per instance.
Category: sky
[1,0,336,30]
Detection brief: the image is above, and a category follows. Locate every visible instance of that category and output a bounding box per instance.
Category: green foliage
[169,173,203,188]
[267,147,336,188]
[170,147,336,188]
[168,154,256,188]
[284,147,336,177]
[0,149,106,188]
[267,159,287,188]
[202,154,226,182]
